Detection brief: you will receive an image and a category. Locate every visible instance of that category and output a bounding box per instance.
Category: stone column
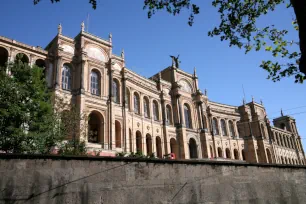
[54,56,62,89]
[108,61,114,150]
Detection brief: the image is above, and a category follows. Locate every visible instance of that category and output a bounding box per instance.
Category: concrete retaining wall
[0,154,306,204]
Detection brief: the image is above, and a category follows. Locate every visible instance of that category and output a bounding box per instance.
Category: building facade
[0,24,305,165]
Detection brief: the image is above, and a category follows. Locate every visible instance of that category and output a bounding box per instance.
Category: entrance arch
[225,148,231,159]
[156,136,162,158]
[189,138,198,159]
[170,138,179,159]
[115,120,121,148]
[0,47,8,67]
[234,149,239,160]
[88,111,104,144]
[136,131,142,153]
[146,134,153,156]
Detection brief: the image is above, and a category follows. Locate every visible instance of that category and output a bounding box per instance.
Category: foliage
[57,139,87,156]
[34,0,306,84]
[0,60,64,154]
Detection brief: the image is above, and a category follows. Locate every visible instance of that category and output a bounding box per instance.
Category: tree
[0,59,64,154]
[33,0,306,83]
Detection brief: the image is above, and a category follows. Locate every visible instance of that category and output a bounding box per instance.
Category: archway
[189,138,198,159]
[225,148,231,159]
[0,47,8,67]
[136,131,142,153]
[88,111,104,144]
[242,150,246,160]
[234,149,239,160]
[170,138,179,159]
[15,53,29,64]
[156,136,162,158]
[115,120,121,148]
[217,147,223,158]
[266,149,272,163]
[146,134,152,156]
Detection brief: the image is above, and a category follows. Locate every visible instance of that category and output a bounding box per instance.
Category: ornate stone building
[0,24,305,165]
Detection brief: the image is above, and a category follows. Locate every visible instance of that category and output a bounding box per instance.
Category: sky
[0,0,305,148]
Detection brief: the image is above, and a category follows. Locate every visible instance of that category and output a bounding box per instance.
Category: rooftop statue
[170,55,180,68]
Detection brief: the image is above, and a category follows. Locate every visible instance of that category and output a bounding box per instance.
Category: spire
[121,49,125,59]
[260,98,263,105]
[58,23,62,35]
[109,33,112,44]
[204,89,207,96]
[193,67,197,77]
[81,21,85,32]
[281,108,284,116]
[252,95,254,102]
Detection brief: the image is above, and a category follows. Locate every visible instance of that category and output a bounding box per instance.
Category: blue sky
[1,0,305,148]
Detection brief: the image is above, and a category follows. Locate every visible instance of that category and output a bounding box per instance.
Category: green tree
[0,59,64,154]
[34,0,306,83]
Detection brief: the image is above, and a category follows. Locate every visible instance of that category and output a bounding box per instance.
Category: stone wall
[0,154,306,204]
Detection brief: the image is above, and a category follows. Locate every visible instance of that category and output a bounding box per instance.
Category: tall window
[112,79,119,103]
[212,118,219,135]
[61,64,71,90]
[144,97,150,118]
[261,124,266,138]
[221,119,227,136]
[125,88,130,110]
[153,101,159,121]
[229,120,235,138]
[166,105,172,125]
[90,70,100,95]
[134,93,140,114]
[184,104,192,129]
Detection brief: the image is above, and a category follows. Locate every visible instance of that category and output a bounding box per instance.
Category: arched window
[170,138,179,159]
[212,118,219,135]
[125,88,130,110]
[90,70,100,95]
[61,64,71,90]
[189,138,198,159]
[112,79,120,103]
[143,97,150,118]
[134,93,140,114]
[153,101,159,121]
[229,121,235,138]
[146,134,153,156]
[221,119,227,136]
[184,104,192,129]
[166,105,173,125]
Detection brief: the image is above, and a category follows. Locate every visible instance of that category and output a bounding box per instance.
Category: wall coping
[0,153,305,169]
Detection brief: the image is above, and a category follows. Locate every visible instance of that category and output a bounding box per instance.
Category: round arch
[115,120,122,148]
[0,47,9,67]
[125,87,131,110]
[166,104,173,125]
[15,53,29,64]
[217,147,223,158]
[136,131,142,153]
[133,91,140,114]
[143,96,150,118]
[170,138,179,159]
[183,103,192,129]
[112,78,121,103]
[90,68,102,96]
[225,148,231,159]
[88,110,104,144]
[85,45,109,62]
[189,138,198,159]
[146,134,153,156]
[156,136,162,158]
[234,149,239,160]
